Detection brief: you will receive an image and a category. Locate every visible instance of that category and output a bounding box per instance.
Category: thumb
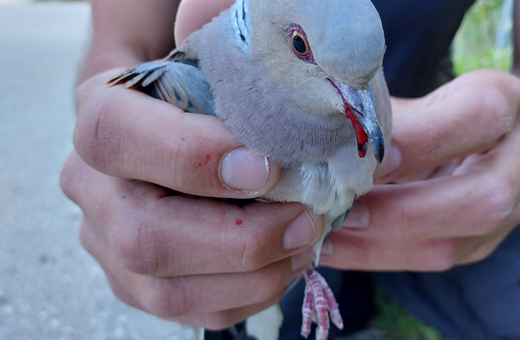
[376,70,520,184]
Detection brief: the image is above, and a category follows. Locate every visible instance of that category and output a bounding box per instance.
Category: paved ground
[0,3,200,340]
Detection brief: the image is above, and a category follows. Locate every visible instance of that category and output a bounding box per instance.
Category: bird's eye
[288,24,315,64]
[292,31,308,56]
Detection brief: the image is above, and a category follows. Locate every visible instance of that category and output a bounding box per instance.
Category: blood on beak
[329,79,385,163]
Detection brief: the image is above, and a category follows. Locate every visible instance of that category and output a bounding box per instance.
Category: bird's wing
[108,50,215,116]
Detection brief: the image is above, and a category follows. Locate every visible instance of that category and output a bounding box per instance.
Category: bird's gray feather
[185,2,390,270]
[251,0,385,88]
[109,55,215,116]
[192,10,357,168]
[110,0,391,260]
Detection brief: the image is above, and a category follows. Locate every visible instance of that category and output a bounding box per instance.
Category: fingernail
[379,145,402,177]
[219,148,269,192]
[284,211,318,250]
[291,248,316,271]
[343,202,370,229]
[320,239,333,256]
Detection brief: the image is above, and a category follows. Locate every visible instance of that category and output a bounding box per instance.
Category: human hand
[61,0,327,328]
[320,69,520,271]
[61,64,326,328]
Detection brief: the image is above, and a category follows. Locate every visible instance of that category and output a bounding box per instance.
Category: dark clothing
[373,227,520,340]
[371,0,475,97]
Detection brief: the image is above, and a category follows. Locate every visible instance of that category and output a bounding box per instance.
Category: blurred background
[0,0,514,340]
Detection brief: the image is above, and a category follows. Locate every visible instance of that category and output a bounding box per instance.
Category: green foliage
[453,0,513,74]
[373,290,443,340]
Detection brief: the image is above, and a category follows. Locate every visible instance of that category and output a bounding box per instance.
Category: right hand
[61,69,324,329]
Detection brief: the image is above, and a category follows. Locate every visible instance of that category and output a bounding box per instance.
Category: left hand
[320,69,520,271]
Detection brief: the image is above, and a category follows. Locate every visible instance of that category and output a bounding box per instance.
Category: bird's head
[240,0,386,162]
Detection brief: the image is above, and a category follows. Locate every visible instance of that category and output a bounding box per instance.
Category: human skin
[61,0,520,329]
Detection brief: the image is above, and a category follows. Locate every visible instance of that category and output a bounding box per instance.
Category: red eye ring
[288,24,315,64]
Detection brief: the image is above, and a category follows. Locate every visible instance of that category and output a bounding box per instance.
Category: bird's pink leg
[300,279,314,338]
[318,274,344,330]
[300,267,344,340]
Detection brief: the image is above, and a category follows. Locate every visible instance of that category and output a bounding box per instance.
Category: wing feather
[109,52,215,116]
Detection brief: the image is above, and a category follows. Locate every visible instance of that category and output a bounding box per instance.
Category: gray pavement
[0,4,200,340]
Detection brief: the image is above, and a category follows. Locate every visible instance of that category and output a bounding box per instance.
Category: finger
[74,70,282,198]
[174,295,285,330]
[379,70,520,183]
[106,257,286,330]
[107,264,285,330]
[175,0,234,43]
[102,196,322,277]
[454,201,520,264]
[81,219,304,317]
[454,228,512,265]
[61,150,170,207]
[69,153,324,276]
[458,108,520,193]
[340,172,515,241]
[104,270,147,311]
[319,233,456,271]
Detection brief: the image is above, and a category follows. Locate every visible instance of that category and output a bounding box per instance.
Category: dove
[109,0,391,339]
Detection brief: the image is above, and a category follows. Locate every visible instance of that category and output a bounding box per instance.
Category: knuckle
[472,178,514,235]
[479,84,515,143]
[484,178,515,218]
[110,217,169,276]
[59,152,88,203]
[143,282,190,318]
[73,90,123,173]
[153,133,204,191]
[74,80,91,111]
[234,232,269,273]
[59,159,79,201]
[107,282,132,307]
[79,221,96,255]
[159,134,189,185]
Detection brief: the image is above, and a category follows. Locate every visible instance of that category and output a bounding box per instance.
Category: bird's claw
[300,267,343,340]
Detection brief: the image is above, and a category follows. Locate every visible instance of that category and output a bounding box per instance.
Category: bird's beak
[329,79,385,163]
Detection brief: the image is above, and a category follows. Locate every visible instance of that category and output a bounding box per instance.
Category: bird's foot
[300,267,343,340]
